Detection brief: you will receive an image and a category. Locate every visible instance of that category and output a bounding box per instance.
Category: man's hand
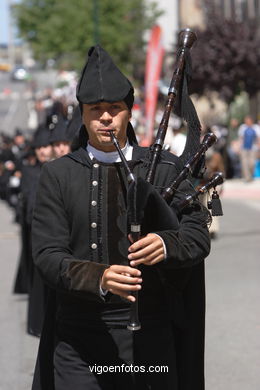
[101,265,142,302]
[128,233,164,267]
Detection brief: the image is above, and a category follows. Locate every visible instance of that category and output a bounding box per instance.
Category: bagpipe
[110,28,224,331]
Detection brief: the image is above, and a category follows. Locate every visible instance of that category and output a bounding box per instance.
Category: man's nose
[100,110,112,121]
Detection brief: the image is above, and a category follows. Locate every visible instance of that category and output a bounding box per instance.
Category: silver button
[91,200,97,206]
[92,180,98,186]
[91,243,97,249]
[91,222,97,228]
[93,163,99,168]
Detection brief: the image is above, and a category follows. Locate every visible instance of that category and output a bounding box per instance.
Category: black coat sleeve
[155,179,211,268]
[31,163,108,301]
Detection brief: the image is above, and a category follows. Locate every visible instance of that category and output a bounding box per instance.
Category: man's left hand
[128,233,164,266]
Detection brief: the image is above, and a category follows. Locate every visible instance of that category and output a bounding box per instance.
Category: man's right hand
[101,265,142,302]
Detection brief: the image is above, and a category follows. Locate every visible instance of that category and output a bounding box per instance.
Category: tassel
[211,190,223,216]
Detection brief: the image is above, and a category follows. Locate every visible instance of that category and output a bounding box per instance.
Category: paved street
[0,71,31,136]
[0,179,259,389]
[0,202,39,390]
[0,69,57,136]
[206,180,260,390]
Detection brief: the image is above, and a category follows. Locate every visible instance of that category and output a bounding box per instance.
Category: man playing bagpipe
[31,43,211,390]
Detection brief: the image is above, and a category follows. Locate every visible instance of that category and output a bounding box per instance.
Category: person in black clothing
[49,116,73,158]
[0,135,16,203]
[31,46,210,390]
[13,146,37,294]
[13,127,53,335]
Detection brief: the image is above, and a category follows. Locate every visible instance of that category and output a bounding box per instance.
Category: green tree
[13,0,161,76]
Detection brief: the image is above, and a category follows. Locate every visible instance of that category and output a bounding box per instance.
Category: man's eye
[90,106,100,111]
[111,104,121,110]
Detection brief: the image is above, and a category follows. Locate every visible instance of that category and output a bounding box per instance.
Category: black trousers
[54,324,178,390]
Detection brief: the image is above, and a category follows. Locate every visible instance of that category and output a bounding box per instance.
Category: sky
[146,0,178,50]
[0,0,9,45]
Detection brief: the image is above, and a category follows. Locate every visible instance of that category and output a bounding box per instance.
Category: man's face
[245,116,253,126]
[14,135,25,146]
[35,145,53,163]
[82,101,131,152]
[53,141,71,158]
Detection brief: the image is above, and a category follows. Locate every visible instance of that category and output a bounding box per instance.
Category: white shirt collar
[86,140,133,163]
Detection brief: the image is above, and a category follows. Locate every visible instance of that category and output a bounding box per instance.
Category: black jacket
[32,144,210,297]
[31,144,210,389]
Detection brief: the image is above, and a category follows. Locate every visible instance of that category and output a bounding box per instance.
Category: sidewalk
[222,178,260,200]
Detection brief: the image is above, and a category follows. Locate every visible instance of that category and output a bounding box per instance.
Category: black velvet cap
[76,45,134,109]
[32,127,51,148]
[66,105,82,140]
[49,116,71,144]
[15,128,23,136]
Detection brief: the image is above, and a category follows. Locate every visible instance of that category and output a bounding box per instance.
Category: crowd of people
[0,96,82,338]
[210,117,260,182]
[0,46,211,390]
[0,71,259,337]
[0,75,259,339]
[0,45,259,390]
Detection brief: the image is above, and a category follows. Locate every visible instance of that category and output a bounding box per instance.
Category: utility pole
[7,0,15,69]
[93,0,100,45]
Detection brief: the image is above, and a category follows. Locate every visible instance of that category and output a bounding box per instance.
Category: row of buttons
[91,163,99,251]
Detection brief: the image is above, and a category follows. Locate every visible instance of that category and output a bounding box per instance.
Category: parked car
[10,65,30,81]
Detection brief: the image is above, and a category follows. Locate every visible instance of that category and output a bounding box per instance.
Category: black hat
[49,116,71,144]
[15,128,23,136]
[66,105,82,140]
[32,127,51,148]
[76,45,134,110]
[2,135,12,145]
